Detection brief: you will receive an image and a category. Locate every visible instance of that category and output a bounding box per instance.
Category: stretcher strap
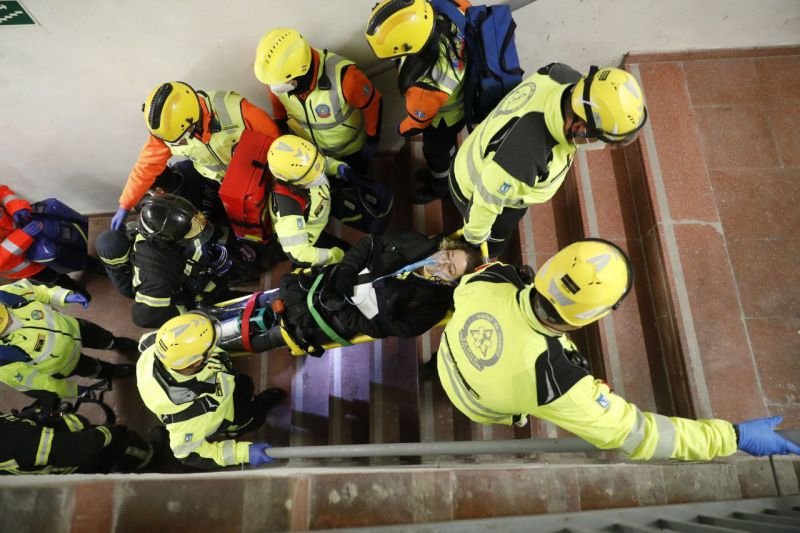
[240,293,259,353]
[307,274,352,347]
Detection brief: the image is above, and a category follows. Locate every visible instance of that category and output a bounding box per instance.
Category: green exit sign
[0,1,36,26]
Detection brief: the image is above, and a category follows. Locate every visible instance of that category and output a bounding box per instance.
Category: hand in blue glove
[361,142,379,159]
[110,207,129,230]
[736,416,800,456]
[22,220,43,237]
[337,164,354,181]
[13,209,32,226]
[248,442,275,466]
[65,293,90,309]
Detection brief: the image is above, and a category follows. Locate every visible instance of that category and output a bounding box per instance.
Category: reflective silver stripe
[219,372,231,398]
[0,458,20,473]
[1,194,22,207]
[172,438,204,458]
[62,414,84,432]
[430,62,460,92]
[97,426,113,447]
[212,92,234,129]
[1,240,23,256]
[464,138,506,208]
[621,408,647,455]
[439,338,509,423]
[319,54,355,129]
[7,259,33,274]
[278,232,309,247]
[135,293,171,307]
[201,163,225,172]
[20,369,39,390]
[101,253,129,266]
[651,414,676,459]
[317,248,331,264]
[35,427,54,466]
[222,440,236,465]
[52,287,70,305]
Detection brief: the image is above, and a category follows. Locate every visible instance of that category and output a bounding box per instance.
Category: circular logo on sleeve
[315,104,331,118]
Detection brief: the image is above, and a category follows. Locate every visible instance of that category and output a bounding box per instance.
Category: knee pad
[95,230,131,265]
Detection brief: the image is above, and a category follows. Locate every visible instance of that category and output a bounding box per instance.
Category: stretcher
[208,230,486,357]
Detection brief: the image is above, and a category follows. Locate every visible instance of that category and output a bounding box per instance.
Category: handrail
[265,430,800,460]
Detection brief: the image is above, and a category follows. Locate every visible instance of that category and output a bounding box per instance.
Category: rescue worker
[0,279,136,410]
[254,28,382,175]
[111,81,281,230]
[212,231,482,354]
[437,239,800,460]
[366,0,469,204]
[0,409,153,475]
[96,194,245,328]
[267,134,350,267]
[450,63,648,256]
[0,185,90,298]
[136,313,286,469]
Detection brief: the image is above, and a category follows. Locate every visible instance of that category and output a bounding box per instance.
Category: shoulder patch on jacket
[491,112,557,187]
[535,336,590,406]
[537,63,582,84]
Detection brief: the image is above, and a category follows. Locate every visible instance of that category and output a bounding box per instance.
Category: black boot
[255,388,287,410]
[112,337,140,359]
[98,362,136,380]
[411,178,450,204]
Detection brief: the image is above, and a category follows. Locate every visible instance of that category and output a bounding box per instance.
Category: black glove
[331,267,357,299]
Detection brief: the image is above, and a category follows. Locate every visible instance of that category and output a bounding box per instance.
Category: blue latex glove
[361,142,379,159]
[65,293,90,309]
[736,416,800,456]
[337,164,354,181]
[13,209,32,226]
[22,220,43,237]
[110,207,129,230]
[248,442,275,466]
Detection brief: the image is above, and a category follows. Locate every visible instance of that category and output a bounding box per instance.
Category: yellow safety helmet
[533,239,632,327]
[143,82,201,143]
[571,66,648,145]
[254,28,312,85]
[154,312,218,370]
[267,134,325,187]
[365,0,435,59]
[0,304,8,334]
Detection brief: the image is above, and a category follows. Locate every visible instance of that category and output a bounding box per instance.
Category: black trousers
[449,169,528,257]
[423,119,465,175]
[223,374,267,438]
[29,269,89,297]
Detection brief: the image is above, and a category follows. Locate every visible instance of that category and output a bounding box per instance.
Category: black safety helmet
[137,193,213,245]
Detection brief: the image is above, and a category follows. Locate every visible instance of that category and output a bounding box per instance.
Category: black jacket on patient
[280,230,456,347]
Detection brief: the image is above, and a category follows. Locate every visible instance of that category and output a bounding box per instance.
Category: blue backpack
[431,0,524,127]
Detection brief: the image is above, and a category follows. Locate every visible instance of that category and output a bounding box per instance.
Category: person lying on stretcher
[209,230,484,355]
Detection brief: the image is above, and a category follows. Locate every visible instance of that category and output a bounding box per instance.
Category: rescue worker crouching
[254,28,383,175]
[111,81,280,230]
[366,0,470,204]
[267,135,351,268]
[0,409,155,475]
[96,194,246,329]
[0,279,137,411]
[438,239,800,460]
[136,313,286,469]
[451,63,648,256]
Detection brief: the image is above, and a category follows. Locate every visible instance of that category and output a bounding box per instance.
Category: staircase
[2,45,800,531]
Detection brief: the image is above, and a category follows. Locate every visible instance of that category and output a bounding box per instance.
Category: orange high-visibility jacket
[0,185,44,279]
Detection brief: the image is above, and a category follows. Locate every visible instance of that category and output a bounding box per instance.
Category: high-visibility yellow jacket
[136,335,250,468]
[437,263,738,461]
[268,156,344,267]
[451,64,580,244]
[0,280,82,399]
[273,49,367,158]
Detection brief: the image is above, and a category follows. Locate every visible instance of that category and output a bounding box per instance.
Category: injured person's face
[422,249,469,283]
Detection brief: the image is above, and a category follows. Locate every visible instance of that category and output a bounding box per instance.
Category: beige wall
[1,0,798,213]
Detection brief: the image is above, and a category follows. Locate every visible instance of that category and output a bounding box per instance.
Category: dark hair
[439,239,483,278]
[397,16,456,94]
